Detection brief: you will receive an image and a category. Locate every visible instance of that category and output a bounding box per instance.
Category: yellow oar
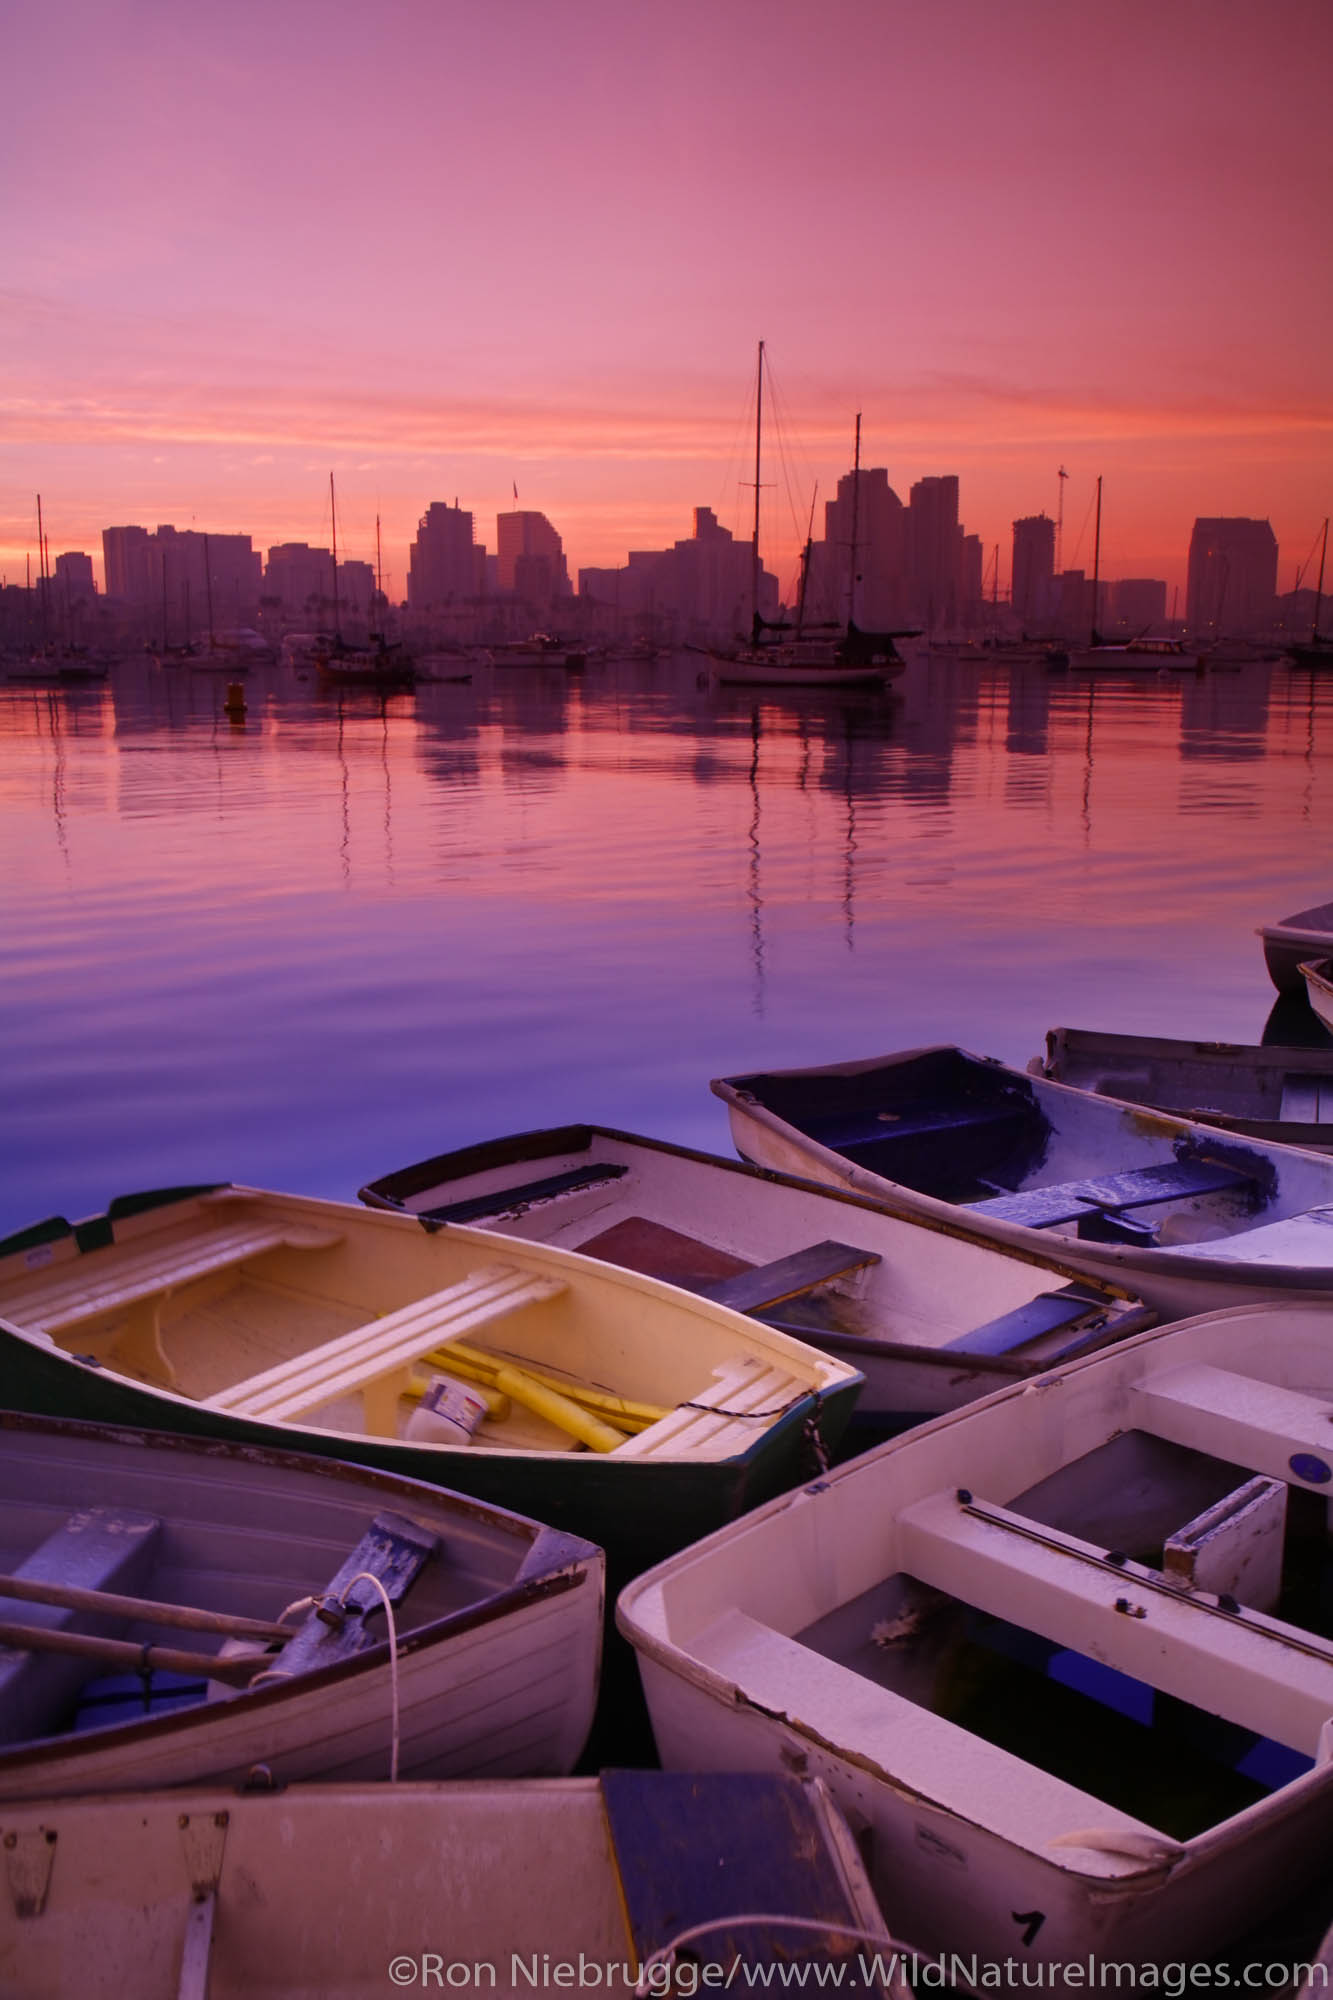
[427,1341,667,1429]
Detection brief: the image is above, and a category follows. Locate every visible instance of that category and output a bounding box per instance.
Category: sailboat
[1287,519,1333,669]
[710,357,908,691]
[1065,479,1199,670]
[6,497,108,686]
[315,475,416,690]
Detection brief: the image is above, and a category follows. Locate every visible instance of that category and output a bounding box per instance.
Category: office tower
[408,503,484,609]
[1186,519,1278,636]
[1011,515,1055,625]
[496,511,570,605]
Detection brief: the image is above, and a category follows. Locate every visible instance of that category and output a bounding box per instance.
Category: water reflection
[0,654,1330,1235]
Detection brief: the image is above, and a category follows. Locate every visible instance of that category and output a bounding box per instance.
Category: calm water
[3,653,1331,1239]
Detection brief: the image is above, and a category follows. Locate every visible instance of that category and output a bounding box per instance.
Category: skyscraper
[496,511,569,606]
[907,477,962,632]
[1186,519,1278,636]
[1011,515,1055,625]
[408,503,484,609]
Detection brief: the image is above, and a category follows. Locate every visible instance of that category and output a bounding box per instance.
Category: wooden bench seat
[810,1101,1023,1155]
[1130,1363,1333,1490]
[688,1607,1165,1875]
[0,1211,345,1389]
[1280,1074,1333,1125]
[0,1507,162,1747]
[699,1240,881,1316]
[896,1489,1333,1754]
[939,1283,1111,1359]
[207,1264,566,1433]
[966,1157,1259,1232]
[615,1356,803,1462]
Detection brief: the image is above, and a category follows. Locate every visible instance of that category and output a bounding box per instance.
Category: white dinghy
[0,1772,903,1998]
[361,1124,1155,1432]
[714,1044,1333,1317]
[620,1301,1333,1968]
[0,1411,601,1802]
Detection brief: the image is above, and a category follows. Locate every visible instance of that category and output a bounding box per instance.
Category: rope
[339,1570,401,1783]
[634,1912,925,1997]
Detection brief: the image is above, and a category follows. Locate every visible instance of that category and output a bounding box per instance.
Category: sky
[2,0,1331,605]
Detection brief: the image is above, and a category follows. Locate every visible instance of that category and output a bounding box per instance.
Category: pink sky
[3,0,1330,603]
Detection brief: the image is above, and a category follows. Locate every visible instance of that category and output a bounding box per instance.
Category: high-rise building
[102,526,155,602]
[811,468,908,627]
[102,524,261,627]
[496,511,570,605]
[1011,515,1055,625]
[52,552,96,602]
[264,543,333,616]
[1186,519,1278,636]
[907,477,962,632]
[408,503,485,609]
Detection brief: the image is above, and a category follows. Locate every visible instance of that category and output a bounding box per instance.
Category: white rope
[340,1570,401,1783]
[634,1912,927,1997]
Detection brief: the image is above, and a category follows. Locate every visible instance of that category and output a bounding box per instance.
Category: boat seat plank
[417,1162,629,1225]
[615,1358,802,1462]
[0,1217,344,1333]
[896,1490,1333,1754]
[1130,1364,1333,1489]
[578,1216,751,1290]
[689,1608,1160,1872]
[260,1511,440,1679]
[207,1265,566,1425]
[699,1241,881,1315]
[0,1506,162,1747]
[967,1158,1258,1230]
[940,1284,1109,1358]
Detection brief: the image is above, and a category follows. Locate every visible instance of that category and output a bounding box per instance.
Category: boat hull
[620,1301,1333,1966]
[1259,901,1333,995]
[0,1412,601,1801]
[1302,960,1333,1037]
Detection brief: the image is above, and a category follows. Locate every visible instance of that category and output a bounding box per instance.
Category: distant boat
[712,1042,1333,1318]
[1258,897,1333,995]
[1302,959,1333,1037]
[1065,636,1201,670]
[0,1770,903,1999]
[491,635,583,668]
[314,474,415,689]
[619,1297,1333,1966]
[1036,1025,1333,1152]
[0,1408,601,1801]
[359,1122,1155,1433]
[0,1183,862,1578]
[708,362,906,691]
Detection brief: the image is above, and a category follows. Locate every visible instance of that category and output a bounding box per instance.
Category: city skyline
[3,0,1330,602]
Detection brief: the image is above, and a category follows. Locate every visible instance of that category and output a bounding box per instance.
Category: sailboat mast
[796,486,817,637]
[36,494,49,649]
[847,414,862,629]
[751,341,764,637]
[203,532,215,645]
[1089,475,1103,646]
[330,472,341,639]
[1312,517,1329,642]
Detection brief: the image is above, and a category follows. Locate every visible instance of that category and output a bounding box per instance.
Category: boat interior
[726,1047,1333,1249]
[0,1419,540,1752]
[0,1188,829,1462]
[361,1126,1140,1374]
[668,1316,1333,1853]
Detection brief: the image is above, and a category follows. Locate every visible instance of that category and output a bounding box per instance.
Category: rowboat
[619,1299,1333,1967]
[1303,960,1333,1037]
[713,1044,1333,1317]
[361,1124,1154,1433]
[1036,1025,1333,1152]
[0,1185,861,1579]
[0,1771,902,1998]
[1259,898,1333,996]
[0,1409,600,1801]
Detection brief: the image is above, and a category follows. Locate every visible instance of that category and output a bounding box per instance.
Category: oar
[0,1618,269,1687]
[0,1573,291,1644]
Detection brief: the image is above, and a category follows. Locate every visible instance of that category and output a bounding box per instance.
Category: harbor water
[2,651,1330,1239]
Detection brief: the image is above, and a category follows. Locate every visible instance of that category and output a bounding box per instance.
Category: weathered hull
[0,1774,899,1999]
[0,1412,602,1801]
[1302,960,1333,1037]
